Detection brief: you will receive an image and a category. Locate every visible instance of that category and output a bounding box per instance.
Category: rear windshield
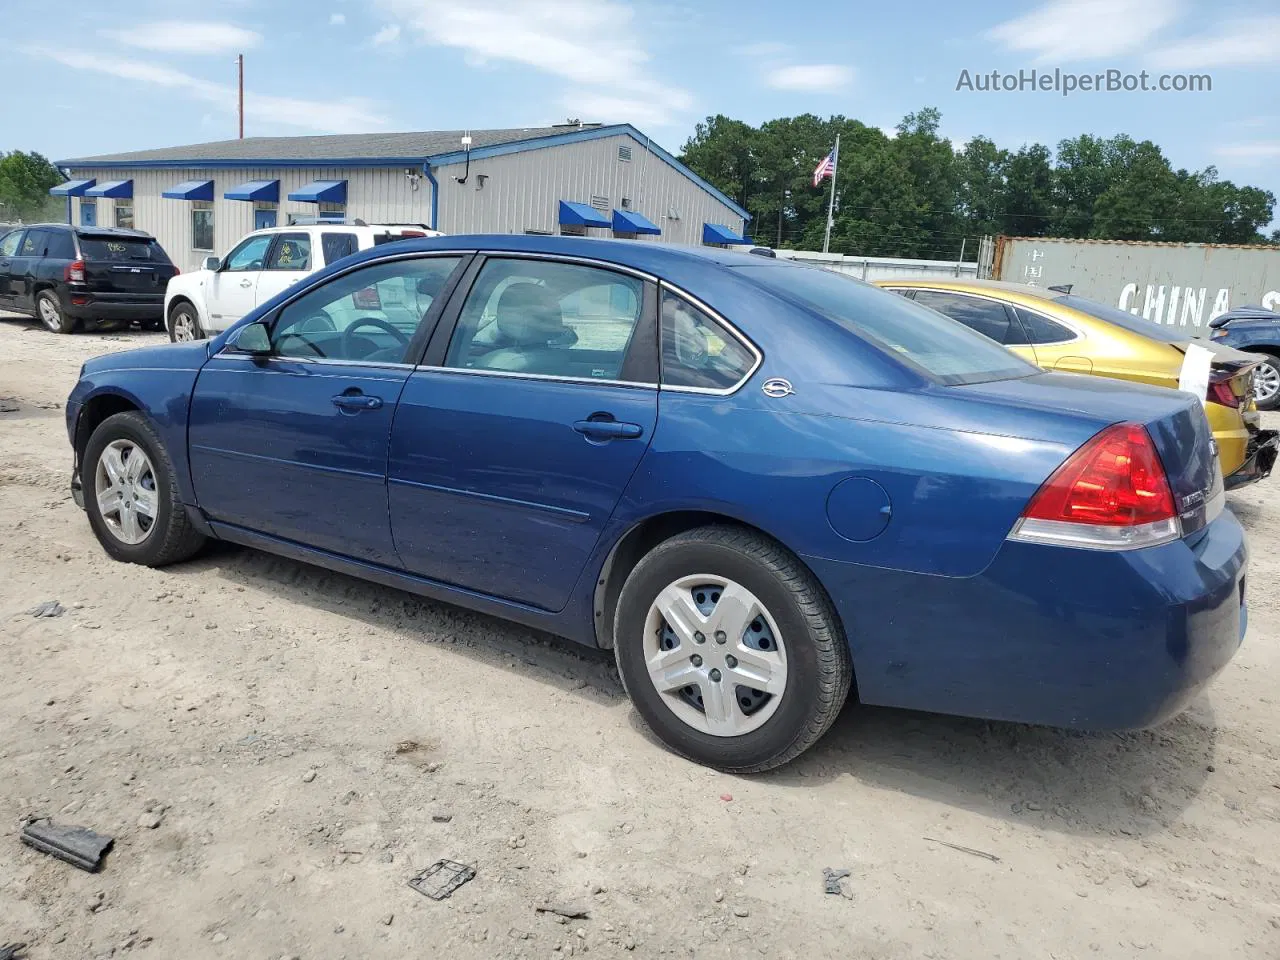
[1053,294,1186,343]
[78,236,170,264]
[739,264,1037,385]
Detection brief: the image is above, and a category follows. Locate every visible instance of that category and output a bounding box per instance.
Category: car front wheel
[82,411,206,566]
[613,525,852,772]
[1252,353,1280,411]
[168,302,204,342]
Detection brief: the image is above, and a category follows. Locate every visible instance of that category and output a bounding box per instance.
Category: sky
[3,0,1278,217]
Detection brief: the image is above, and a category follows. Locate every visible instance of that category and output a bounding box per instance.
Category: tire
[613,525,852,773]
[1250,352,1280,411]
[168,301,204,342]
[36,290,77,334]
[82,411,206,566]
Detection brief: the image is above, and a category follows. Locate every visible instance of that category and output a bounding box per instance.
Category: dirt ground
[1,315,1278,960]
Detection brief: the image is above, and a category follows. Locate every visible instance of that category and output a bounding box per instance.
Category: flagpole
[822,133,840,254]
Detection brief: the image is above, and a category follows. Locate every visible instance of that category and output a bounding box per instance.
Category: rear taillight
[1208,379,1240,408]
[65,259,85,282]
[172,266,180,275]
[398,230,426,238]
[353,286,382,309]
[1009,423,1180,550]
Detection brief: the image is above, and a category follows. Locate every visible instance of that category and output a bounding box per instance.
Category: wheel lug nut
[694,632,705,644]
[709,669,722,682]
[725,655,738,668]
[714,631,726,644]
[691,655,703,667]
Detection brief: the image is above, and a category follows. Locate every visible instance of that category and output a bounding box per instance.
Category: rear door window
[911,290,1013,344]
[660,292,757,391]
[321,232,359,266]
[78,236,170,263]
[1014,307,1076,345]
[19,230,50,257]
[265,233,311,271]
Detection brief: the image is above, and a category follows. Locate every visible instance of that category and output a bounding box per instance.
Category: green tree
[1002,144,1054,237]
[0,151,63,222]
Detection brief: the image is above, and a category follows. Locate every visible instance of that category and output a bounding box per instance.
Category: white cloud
[1214,142,1280,164]
[28,47,387,134]
[765,64,853,92]
[100,20,262,55]
[378,0,692,125]
[329,13,346,25]
[986,0,1179,62]
[370,23,401,45]
[1148,16,1280,69]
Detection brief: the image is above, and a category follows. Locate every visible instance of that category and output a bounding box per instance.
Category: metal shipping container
[991,236,1280,337]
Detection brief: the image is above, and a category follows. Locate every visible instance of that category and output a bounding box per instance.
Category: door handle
[573,419,643,440]
[239,279,253,288]
[332,393,383,411]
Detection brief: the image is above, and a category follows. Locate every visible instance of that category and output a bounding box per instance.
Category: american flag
[812,149,836,187]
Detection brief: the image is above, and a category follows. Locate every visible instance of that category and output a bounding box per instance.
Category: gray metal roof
[59,126,586,165]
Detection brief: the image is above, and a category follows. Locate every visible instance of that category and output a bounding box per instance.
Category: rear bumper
[61,289,165,321]
[1225,429,1278,490]
[806,509,1248,730]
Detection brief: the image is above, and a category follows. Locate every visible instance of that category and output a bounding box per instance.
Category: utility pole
[822,134,840,254]
[237,54,244,139]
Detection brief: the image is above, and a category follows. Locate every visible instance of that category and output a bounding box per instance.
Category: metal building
[52,124,751,272]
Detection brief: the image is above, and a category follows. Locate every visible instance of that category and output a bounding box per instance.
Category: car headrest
[495,283,566,345]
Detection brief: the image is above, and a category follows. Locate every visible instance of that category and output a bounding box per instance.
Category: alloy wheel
[172,310,197,342]
[94,439,158,545]
[38,296,62,332]
[1254,360,1280,406]
[643,574,788,737]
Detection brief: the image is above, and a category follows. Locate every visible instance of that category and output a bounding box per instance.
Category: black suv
[0,224,178,333]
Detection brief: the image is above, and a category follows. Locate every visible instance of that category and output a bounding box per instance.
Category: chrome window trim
[414,364,658,391]
[904,287,1085,347]
[214,353,415,372]
[472,249,658,283]
[657,281,763,397]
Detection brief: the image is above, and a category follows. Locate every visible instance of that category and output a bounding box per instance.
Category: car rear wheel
[168,302,203,342]
[36,290,76,334]
[1251,353,1280,411]
[82,411,206,566]
[613,525,852,772]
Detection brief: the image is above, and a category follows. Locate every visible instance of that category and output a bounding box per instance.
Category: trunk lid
[77,234,177,293]
[955,372,1222,537]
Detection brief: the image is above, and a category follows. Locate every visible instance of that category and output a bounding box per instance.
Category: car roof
[352,233,791,277]
[73,225,155,239]
[876,276,1060,300]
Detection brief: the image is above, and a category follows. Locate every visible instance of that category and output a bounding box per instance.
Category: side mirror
[229,320,271,355]
[203,256,221,271]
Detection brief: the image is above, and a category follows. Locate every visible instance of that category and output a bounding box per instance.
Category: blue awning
[225,179,280,202]
[559,200,611,229]
[703,223,747,245]
[163,180,215,201]
[85,180,133,199]
[49,179,96,197]
[612,209,661,235]
[288,180,347,204]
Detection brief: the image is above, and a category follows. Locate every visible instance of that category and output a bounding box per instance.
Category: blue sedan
[65,236,1247,771]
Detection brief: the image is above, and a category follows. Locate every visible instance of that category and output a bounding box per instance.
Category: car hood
[81,339,210,376]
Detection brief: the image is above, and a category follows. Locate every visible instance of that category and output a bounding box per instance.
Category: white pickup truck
[163,221,440,341]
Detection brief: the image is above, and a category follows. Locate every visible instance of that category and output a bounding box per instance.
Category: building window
[79,199,97,227]
[115,203,134,229]
[192,204,214,251]
[618,145,633,162]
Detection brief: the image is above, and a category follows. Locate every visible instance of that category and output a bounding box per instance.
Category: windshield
[738,264,1037,385]
[1053,294,1187,343]
[79,237,170,263]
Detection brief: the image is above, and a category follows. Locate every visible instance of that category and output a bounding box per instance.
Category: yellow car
[875,278,1277,489]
